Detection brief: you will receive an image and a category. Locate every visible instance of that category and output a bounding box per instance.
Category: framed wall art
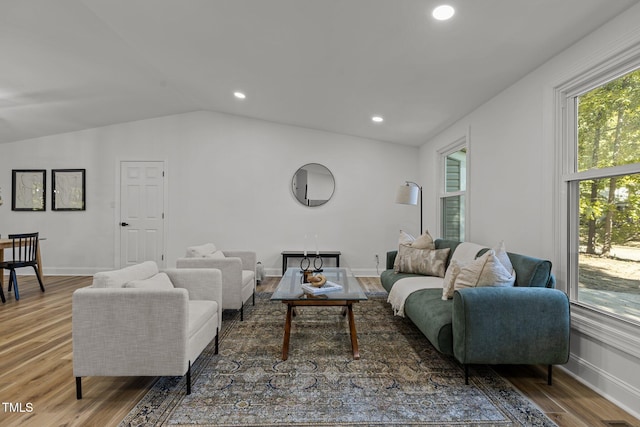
[12,169,46,211]
[52,169,86,211]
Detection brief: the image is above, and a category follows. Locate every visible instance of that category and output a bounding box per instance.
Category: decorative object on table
[302,268,312,283]
[291,163,335,207]
[313,234,324,271]
[52,169,86,211]
[395,180,422,234]
[301,280,342,295]
[306,273,327,287]
[12,170,46,211]
[299,255,311,273]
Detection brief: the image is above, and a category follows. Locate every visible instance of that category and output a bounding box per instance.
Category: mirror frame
[291,163,335,207]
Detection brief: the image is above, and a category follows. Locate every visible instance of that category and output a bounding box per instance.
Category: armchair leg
[253,291,255,306]
[548,365,553,385]
[76,377,82,400]
[240,304,244,321]
[464,365,469,385]
[186,361,192,395]
[215,328,219,354]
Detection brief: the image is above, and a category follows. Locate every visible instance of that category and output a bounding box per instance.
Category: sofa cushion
[125,272,174,290]
[241,270,255,286]
[92,261,159,288]
[394,245,450,277]
[404,288,454,356]
[186,243,217,257]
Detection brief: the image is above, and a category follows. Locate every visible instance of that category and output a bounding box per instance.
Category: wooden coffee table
[271,267,367,360]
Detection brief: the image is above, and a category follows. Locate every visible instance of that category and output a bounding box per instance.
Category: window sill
[571,302,640,357]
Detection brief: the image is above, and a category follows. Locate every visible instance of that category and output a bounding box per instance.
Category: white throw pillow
[186,243,217,257]
[442,259,463,300]
[204,250,226,259]
[125,272,174,289]
[411,230,435,250]
[454,249,516,290]
[494,240,514,275]
[398,230,415,246]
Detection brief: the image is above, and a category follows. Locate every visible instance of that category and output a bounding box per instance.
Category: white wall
[0,110,420,276]
[418,3,640,417]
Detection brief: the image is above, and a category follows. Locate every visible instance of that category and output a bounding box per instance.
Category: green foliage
[577,69,640,250]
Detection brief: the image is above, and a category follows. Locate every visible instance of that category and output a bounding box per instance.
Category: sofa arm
[72,287,190,377]
[223,251,257,274]
[386,251,398,270]
[452,287,570,366]
[165,268,223,326]
[177,257,243,282]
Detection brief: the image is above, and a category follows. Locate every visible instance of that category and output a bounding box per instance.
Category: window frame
[555,43,640,354]
[438,137,468,242]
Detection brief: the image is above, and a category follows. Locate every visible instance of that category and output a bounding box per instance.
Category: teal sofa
[381,239,570,384]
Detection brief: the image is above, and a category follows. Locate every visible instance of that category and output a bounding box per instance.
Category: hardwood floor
[0,275,637,427]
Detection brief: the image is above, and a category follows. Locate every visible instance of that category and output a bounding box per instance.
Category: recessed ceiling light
[234,91,246,99]
[372,116,384,123]
[432,5,455,21]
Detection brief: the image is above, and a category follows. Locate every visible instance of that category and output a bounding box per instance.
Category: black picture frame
[52,169,86,211]
[12,169,46,211]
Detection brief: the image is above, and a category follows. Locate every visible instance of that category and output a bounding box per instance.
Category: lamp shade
[395,184,419,205]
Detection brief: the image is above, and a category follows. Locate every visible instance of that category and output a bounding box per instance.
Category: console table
[281,250,341,274]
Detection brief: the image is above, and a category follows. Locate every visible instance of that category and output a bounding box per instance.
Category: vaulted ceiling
[1,0,638,146]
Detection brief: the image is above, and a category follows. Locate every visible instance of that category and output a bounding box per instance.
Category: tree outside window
[574,68,640,323]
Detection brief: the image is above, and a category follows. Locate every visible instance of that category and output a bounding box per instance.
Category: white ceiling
[1,0,638,146]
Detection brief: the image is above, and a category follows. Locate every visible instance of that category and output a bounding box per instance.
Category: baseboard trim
[563,354,640,420]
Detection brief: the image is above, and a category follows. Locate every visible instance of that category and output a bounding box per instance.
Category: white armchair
[72,261,222,399]
[177,243,256,320]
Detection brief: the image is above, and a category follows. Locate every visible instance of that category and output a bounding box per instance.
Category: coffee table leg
[282,303,293,360]
[347,304,360,360]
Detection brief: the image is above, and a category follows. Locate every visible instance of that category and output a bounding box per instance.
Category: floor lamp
[395,181,422,234]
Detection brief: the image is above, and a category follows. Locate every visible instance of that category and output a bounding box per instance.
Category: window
[566,67,640,324]
[441,145,467,241]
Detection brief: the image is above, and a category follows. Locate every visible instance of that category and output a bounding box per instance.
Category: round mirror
[292,163,335,207]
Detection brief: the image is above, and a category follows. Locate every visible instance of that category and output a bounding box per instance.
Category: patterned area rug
[120,293,555,426]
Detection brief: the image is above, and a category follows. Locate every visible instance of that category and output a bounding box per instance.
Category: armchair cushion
[186,243,217,257]
[92,261,158,288]
[124,272,174,289]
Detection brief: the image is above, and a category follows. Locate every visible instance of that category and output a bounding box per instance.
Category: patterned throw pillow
[394,245,450,277]
[394,230,437,272]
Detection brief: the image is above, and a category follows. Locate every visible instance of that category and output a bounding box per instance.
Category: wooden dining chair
[0,232,45,301]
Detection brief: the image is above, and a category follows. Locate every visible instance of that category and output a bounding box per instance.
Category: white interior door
[119,161,165,268]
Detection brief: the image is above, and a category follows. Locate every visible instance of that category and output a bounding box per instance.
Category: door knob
[120,222,129,226]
